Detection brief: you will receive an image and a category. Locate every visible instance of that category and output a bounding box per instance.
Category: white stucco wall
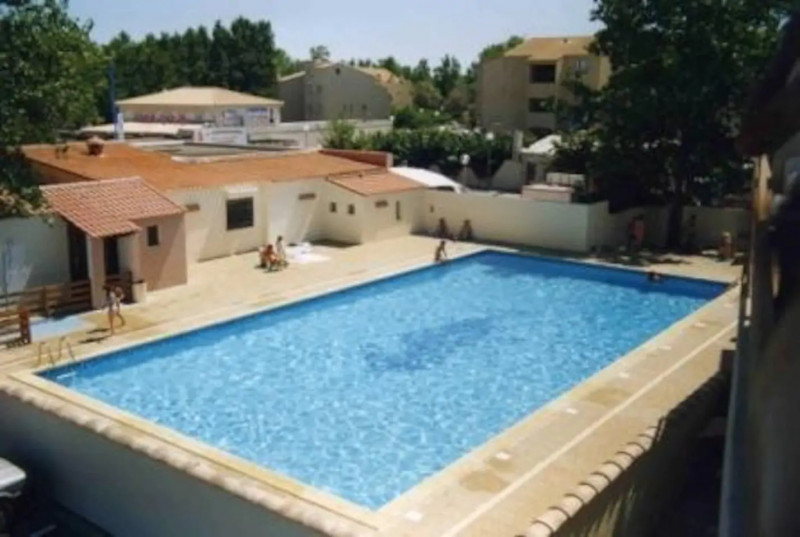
[318,184,365,245]
[264,180,328,245]
[169,186,266,262]
[585,204,749,251]
[360,190,425,243]
[0,216,70,291]
[0,394,327,537]
[425,190,592,252]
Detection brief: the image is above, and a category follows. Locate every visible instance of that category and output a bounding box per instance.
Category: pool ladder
[36,337,76,368]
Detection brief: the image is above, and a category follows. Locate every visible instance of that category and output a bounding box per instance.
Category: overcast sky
[69,0,599,65]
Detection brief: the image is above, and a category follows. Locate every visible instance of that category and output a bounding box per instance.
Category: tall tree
[0,0,104,214]
[565,0,790,246]
[410,59,432,83]
[433,55,461,100]
[309,45,330,62]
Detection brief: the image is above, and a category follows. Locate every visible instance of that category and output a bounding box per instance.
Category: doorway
[66,223,88,282]
[103,236,120,277]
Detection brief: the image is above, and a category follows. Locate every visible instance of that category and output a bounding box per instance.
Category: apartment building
[278,62,413,122]
[477,36,610,134]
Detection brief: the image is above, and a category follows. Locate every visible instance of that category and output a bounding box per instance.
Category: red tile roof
[327,171,424,196]
[24,143,380,192]
[42,178,184,238]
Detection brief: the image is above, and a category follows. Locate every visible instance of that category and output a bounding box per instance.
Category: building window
[396,201,402,221]
[348,204,355,215]
[184,202,200,212]
[226,198,254,230]
[573,58,589,75]
[147,225,160,247]
[530,64,556,83]
[528,98,550,113]
[375,200,389,208]
[335,67,341,75]
[330,202,337,213]
[298,193,317,201]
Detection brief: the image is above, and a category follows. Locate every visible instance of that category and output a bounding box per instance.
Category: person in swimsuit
[435,240,449,263]
[105,285,125,334]
[275,236,289,268]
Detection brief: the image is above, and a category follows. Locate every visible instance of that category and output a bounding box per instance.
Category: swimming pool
[41,252,724,509]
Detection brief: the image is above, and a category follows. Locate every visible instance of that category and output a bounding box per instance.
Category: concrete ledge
[522,373,728,537]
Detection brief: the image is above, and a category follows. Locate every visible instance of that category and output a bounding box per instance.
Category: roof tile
[43,177,184,238]
[327,171,424,196]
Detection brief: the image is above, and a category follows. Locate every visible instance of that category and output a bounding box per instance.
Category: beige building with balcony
[477,36,610,134]
[278,62,413,122]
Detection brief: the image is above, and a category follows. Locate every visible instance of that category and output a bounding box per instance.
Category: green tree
[412,79,442,110]
[433,55,461,99]
[478,35,524,61]
[410,59,432,83]
[309,45,330,62]
[0,0,104,214]
[562,0,790,246]
[324,119,365,149]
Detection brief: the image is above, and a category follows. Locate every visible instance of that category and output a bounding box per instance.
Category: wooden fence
[0,280,92,318]
[0,308,30,345]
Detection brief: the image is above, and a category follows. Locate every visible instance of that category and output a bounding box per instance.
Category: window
[335,67,341,75]
[226,198,254,230]
[348,204,355,215]
[573,58,589,75]
[330,202,337,213]
[184,203,200,212]
[298,193,316,201]
[147,226,159,247]
[396,201,402,221]
[530,64,556,83]
[528,98,549,113]
[375,200,389,208]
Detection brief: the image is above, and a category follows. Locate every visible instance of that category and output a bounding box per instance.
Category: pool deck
[0,236,742,537]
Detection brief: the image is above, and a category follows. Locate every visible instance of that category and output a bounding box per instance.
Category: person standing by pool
[457,219,474,241]
[435,240,449,263]
[105,285,125,335]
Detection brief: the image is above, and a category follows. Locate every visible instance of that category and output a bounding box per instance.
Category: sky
[68,0,599,66]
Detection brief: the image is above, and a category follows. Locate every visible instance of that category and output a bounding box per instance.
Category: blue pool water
[42,252,724,508]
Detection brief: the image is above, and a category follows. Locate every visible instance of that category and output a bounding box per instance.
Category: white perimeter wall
[425,192,750,253]
[0,394,326,537]
[0,216,70,291]
[425,191,591,252]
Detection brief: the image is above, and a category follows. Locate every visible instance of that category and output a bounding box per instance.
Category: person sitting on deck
[275,236,289,268]
[457,219,474,241]
[436,218,450,239]
[261,244,281,271]
[435,240,449,263]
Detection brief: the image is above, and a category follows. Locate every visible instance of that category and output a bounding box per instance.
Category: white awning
[390,167,467,193]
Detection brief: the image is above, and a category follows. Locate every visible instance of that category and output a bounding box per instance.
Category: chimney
[86,136,105,156]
